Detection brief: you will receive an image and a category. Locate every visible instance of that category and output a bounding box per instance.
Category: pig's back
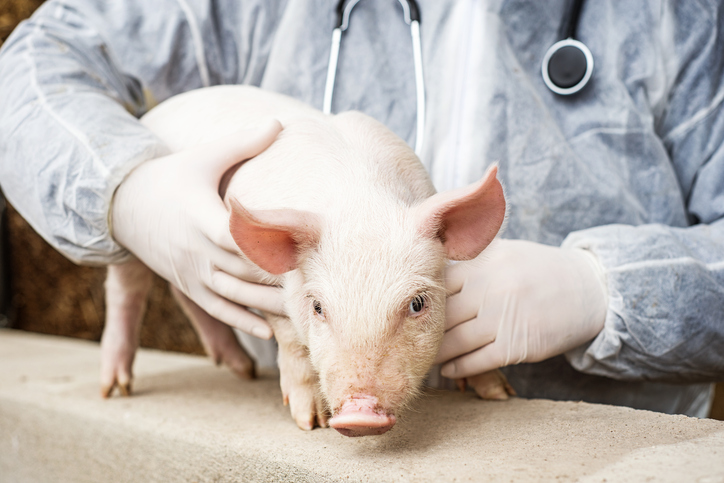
[141,85,435,216]
[141,85,323,151]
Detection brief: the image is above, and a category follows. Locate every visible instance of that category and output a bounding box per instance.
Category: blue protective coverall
[0,0,722,417]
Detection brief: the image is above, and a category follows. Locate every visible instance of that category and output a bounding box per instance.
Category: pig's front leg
[268,315,328,430]
[101,258,154,397]
[171,286,255,380]
[460,370,517,400]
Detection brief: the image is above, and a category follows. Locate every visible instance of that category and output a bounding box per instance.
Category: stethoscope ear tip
[542,38,593,96]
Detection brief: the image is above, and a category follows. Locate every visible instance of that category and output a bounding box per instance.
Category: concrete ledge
[1,330,723,482]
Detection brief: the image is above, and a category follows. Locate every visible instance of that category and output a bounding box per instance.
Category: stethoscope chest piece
[542,38,593,95]
[542,0,593,96]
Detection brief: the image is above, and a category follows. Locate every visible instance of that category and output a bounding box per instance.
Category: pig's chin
[328,395,397,437]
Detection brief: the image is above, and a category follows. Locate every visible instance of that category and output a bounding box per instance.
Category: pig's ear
[415,165,505,261]
[229,198,321,274]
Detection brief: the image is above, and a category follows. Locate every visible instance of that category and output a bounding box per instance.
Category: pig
[100,85,512,436]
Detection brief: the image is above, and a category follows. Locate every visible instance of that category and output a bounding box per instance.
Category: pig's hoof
[316,407,330,429]
[467,370,516,401]
[285,388,329,431]
[220,353,255,380]
[100,361,134,398]
[206,339,256,380]
[100,379,133,398]
[291,402,329,431]
[118,381,132,397]
[100,345,135,398]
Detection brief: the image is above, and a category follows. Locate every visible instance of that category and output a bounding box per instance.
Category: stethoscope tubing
[325,0,592,158]
[410,19,425,156]
[322,28,342,115]
[324,0,425,157]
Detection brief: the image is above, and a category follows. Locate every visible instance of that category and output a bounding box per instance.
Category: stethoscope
[541,0,594,95]
[324,0,593,155]
[323,0,425,156]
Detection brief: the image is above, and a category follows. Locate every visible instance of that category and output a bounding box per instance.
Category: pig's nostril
[331,419,395,437]
[329,396,396,437]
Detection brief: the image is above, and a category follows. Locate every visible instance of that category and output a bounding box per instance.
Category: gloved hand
[111,121,284,339]
[435,239,608,378]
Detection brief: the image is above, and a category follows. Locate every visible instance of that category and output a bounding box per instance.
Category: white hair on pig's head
[228,109,505,431]
[255,112,445,414]
[286,198,448,415]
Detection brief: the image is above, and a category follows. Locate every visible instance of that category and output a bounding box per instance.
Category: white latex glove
[435,239,608,378]
[111,121,284,339]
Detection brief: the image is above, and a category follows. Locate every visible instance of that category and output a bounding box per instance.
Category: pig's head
[228,113,505,436]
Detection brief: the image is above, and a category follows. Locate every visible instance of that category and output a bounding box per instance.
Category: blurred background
[1,0,722,420]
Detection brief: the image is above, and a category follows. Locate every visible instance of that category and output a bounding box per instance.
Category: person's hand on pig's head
[110,121,285,339]
[435,239,609,395]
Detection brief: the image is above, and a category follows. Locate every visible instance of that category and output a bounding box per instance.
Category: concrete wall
[2,331,724,482]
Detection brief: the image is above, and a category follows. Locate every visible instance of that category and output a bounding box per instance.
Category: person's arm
[0,0,286,335]
[562,2,724,382]
[0,0,212,263]
[563,223,724,383]
[438,1,724,384]
[0,0,283,263]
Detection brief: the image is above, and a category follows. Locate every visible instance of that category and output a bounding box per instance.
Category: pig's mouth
[329,395,396,437]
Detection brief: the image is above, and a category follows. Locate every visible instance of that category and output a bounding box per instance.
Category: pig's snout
[329,396,396,437]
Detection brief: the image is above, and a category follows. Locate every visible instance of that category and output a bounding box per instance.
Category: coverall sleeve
[563,5,724,383]
[0,0,278,264]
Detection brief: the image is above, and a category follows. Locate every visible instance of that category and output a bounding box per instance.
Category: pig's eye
[408,295,426,316]
[313,300,325,319]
